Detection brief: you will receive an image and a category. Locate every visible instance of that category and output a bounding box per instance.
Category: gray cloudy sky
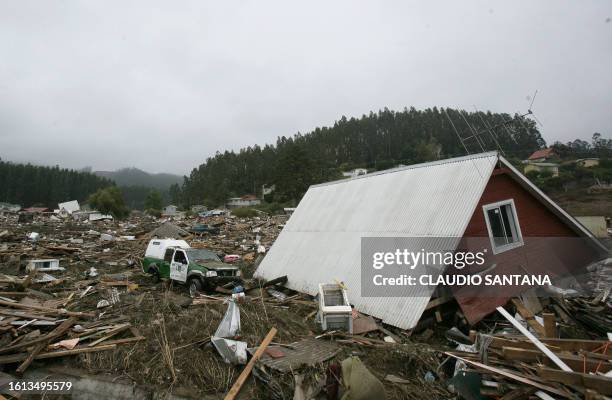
[0,1,610,175]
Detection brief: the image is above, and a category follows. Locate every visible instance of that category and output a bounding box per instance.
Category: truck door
[170,249,189,282]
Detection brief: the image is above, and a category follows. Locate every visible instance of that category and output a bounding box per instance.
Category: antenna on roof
[443,108,488,179]
[458,111,487,153]
[523,89,544,127]
[447,90,544,158]
[473,106,506,156]
[443,109,471,155]
[445,108,506,156]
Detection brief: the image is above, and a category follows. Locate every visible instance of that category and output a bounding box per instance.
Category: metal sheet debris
[248,338,340,373]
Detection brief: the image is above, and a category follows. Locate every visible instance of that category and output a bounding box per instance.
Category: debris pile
[443,289,612,399]
[0,209,610,399]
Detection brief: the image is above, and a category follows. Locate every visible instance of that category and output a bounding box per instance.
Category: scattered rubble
[0,210,610,399]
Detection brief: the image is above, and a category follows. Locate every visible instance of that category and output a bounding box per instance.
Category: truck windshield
[185,249,221,263]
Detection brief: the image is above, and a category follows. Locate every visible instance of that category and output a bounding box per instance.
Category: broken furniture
[317,283,353,333]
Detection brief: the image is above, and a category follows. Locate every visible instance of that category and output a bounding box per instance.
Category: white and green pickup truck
[142,239,241,296]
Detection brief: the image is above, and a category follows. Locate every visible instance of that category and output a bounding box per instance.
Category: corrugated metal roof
[255,152,499,330]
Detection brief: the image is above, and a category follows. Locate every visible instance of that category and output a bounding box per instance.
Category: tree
[179,107,547,205]
[0,159,111,207]
[144,190,163,211]
[88,186,130,219]
[168,183,182,206]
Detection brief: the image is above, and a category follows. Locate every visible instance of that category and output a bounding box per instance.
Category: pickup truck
[142,239,241,296]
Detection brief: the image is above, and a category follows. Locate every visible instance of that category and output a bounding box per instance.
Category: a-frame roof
[255,151,604,329]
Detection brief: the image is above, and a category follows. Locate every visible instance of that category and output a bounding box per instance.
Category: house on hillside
[575,158,600,168]
[524,148,560,177]
[524,162,560,177]
[527,148,557,162]
[226,195,261,209]
[255,151,606,330]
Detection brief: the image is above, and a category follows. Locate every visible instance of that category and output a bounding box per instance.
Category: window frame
[163,248,174,263]
[173,250,188,265]
[482,199,524,255]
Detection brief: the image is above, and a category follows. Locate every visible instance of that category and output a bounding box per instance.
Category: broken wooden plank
[0,300,94,318]
[15,318,76,376]
[476,334,610,353]
[99,281,138,291]
[0,309,57,322]
[500,387,537,400]
[261,275,287,288]
[377,325,401,343]
[444,352,570,398]
[551,304,573,324]
[497,306,572,372]
[511,299,545,337]
[0,344,117,364]
[15,342,46,376]
[100,336,145,346]
[424,295,453,311]
[501,346,611,373]
[543,313,556,338]
[87,324,131,347]
[537,366,612,395]
[224,327,277,400]
[0,317,76,355]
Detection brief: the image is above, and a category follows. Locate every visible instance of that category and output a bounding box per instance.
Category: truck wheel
[148,265,161,283]
[188,278,203,297]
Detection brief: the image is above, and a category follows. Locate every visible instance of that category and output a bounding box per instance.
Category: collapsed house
[56,200,80,216]
[255,151,607,330]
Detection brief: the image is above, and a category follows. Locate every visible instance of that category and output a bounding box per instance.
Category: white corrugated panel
[255,152,499,329]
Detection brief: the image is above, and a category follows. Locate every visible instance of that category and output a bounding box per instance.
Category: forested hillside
[92,168,182,210]
[179,107,545,206]
[94,168,182,190]
[0,160,112,208]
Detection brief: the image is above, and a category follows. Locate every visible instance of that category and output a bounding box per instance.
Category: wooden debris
[444,353,570,398]
[224,327,277,400]
[0,299,95,318]
[497,306,572,372]
[0,344,118,364]
[511,298,546,337]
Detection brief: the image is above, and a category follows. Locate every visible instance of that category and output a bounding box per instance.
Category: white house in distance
[55,200,80,217]
[162,205,178,216]
[342,168,368,178]
[575,158,600,168]
[226,195,261,209]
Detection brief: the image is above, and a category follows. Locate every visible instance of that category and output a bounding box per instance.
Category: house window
[483,199,523,254]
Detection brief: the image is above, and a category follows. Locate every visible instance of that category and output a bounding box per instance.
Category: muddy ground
[0,214,454,399]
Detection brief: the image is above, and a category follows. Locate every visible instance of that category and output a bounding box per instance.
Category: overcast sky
[0,1,610,175]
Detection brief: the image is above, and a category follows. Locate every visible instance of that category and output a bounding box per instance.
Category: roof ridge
[311,151,499,189]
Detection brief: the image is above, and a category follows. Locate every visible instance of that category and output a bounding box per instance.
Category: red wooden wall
[453,168,600,324]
